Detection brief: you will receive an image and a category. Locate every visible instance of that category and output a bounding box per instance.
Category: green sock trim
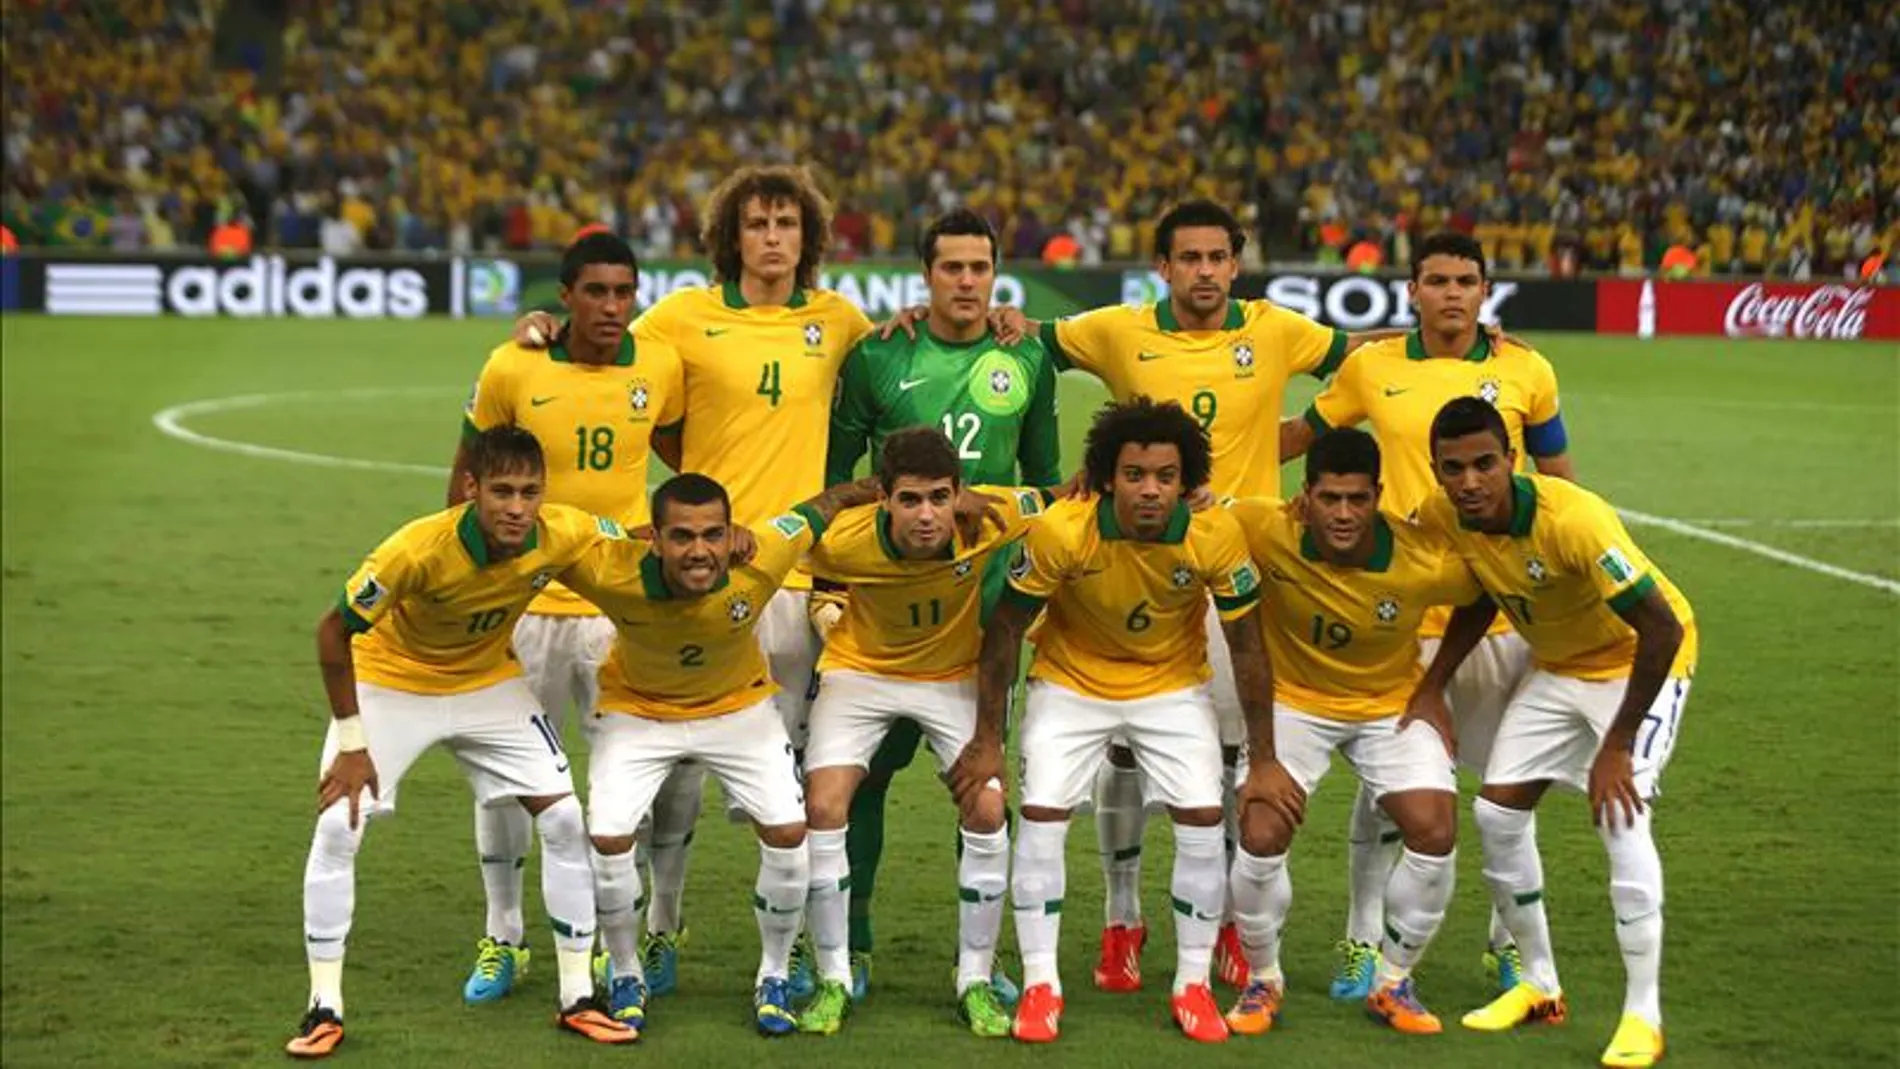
[1513,890,1544,907]
[1110,845,1142,862]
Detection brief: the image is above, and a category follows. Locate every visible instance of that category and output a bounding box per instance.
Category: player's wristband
[334,715,368,753]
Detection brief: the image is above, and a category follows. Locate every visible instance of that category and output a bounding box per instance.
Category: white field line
[1666,518,1898,528]
[1619,508,1900,597]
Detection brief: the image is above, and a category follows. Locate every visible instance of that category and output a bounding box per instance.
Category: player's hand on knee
[514,311,560,348]
[988,306,1030,345]
[946,736,1004,811]
[1400,687,1456,758]
[953,487,1007,543]
[318,751,380,830]
[1588,745,1643,830]
[875,304,928,340]
[1240,757,1306,828]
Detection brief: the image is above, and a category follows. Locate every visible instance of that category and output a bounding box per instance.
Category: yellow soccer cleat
[1600,1012,1665,1068]
[1461,981,1568,1032]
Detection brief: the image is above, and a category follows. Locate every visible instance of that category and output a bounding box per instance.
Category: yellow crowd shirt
[340,504,626,695]
[810,486,1048,681]
[1043,299,1348,499]
[562,503,826,720]
[1229,497,1480,720]
[463,332,684,614]
[1419,474,1698,681]
[1004,495,1262,700]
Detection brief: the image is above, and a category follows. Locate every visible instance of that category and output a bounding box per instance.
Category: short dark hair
[1083,396,1212,495]
[1429,397,1511,457]
[1306,427,1382,486]
[466,425,545,481]
[701,164,834,290]
[1153,199,1246,259]
[650,473,731,527]
[877,426,962,493]
[918,208,999,268]
[1410,231,1488,280]
[560,231,638,287]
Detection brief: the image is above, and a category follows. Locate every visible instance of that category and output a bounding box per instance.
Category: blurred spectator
[0,0,1892,277]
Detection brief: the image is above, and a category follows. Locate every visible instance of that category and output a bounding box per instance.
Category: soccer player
[557,471,885,1038]
[822,207,1061,1000]
[1007,199,1360,990]
[514,165,875,993]
[448,232,683,1004]
[1221,428,1481,1038]
[1411,398,1694,1069]
[951,397,1275,1044]
[286,427,637,1058]
[1284,231,1576,1000]
[797,427,1050,1037]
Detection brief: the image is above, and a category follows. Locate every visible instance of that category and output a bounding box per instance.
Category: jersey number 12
[941,412,983,461]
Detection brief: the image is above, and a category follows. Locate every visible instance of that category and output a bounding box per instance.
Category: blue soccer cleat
[642,929,685,997]
[1328,939,1379,1001]
[1483,943,1525,995]
[849,951,871,1002]
[607,974,648,1033]
[463,937,529,1004]
[788,933,817,1000]
[989,965,1022,1009]
[755,977,799,1036]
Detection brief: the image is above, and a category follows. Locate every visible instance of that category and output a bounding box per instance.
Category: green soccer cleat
[798,979,851,1036]
[958,982,1011,1038]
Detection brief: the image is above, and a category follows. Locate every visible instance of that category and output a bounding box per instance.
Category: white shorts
[321,678,573,818]
[512,612,615,737]
[1021,681,1223,811]
[1204,601,1245,749]
[757,588,819,750]
[1421,631,1533,774]
[805,670,977,775]
[588,698,805,836]
[1272,703,1457,800]
[1484,671,1690,796]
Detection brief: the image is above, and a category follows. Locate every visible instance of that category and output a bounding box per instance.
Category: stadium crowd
[3,0,1895,275]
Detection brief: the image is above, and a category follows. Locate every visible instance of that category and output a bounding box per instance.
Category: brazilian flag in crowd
[45,202,111,247]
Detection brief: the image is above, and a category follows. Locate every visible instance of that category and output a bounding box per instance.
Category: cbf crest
[953,558,975,580]
[1232,341,1256,379]
[969,349,1031,416]
[1373,593,1402,627]
[530,570,555,592]
[1476,377,1502,405]
[628,379,652,419]
[802,321,825,355]
[1170,564,1195,589]
[1525,555,1549,583]
[726,593,754,624]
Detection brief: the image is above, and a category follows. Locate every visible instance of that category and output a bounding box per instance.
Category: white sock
[755,841,810,985]
[1345,783,1398,946]
[1012,817,1069,994]
[1474,797,1561,993]
[591,846,645,982]
[1599,805,1665,1029]
[647,763,705,934]
[1169,822,1225,994]
[957,825,1010,993]
[473,799,531,946]
[807,827,852,983]
[1094,762,1145,929]
[1227,847,1290,985]
[302,804,362,1015]
[534,797,599,1007]
[1377,848,1456,985]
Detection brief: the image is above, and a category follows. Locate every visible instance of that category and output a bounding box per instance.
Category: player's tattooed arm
[1592,587,1685,830]
[1278,417,1316,465]
[949,595,1030,809]
[796,476,884,529]
[651,424,684,472]
[1224,611,1306,827]
[315,608,379,829]
[1402,595,1498,756]
[1533,452,1577,481]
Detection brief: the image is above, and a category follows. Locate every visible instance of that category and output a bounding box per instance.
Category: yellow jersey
[1043,299,1347,499]
[1306,330,1565,639]
[1004,496,1262,701]
[635,282,873,588]
[340,504,626,695]
[810,486,1049,682]
[1419,474,1698,681]
[562,504,826,721]
[463,332,684,615]
[1229,497,1480,721]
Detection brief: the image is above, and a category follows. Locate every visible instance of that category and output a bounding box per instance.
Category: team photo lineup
[277,164,1692,1068]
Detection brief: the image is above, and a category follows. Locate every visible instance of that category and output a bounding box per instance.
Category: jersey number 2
[941,412,983,461]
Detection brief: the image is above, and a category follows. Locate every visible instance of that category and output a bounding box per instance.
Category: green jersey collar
[549,329,636,366]
[639,551,731,599]
[1095,497,1191,544]
[1406,328,1491,362]
[722,279,808,310]
[876,508,957,561]
[1156,298,1245,333]
[1458,475,1538,537]
[458,505,538,566]
[1299,514,1395,572]
[921,324,993,349]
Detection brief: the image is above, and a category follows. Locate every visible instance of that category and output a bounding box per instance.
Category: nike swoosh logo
[530,396,558,406]
[897,377,929,392]
[1137,352,1165,362]
[1382,387,1409,397]
[555,761,570,774]
[705,327,731,337]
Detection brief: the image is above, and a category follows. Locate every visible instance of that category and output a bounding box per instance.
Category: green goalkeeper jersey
[826,325,1062,487]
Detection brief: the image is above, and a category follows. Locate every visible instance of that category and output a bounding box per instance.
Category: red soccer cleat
[1092,923,1147,992]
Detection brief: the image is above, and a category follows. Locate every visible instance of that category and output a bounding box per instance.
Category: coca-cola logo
[1723,283,1872,340]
